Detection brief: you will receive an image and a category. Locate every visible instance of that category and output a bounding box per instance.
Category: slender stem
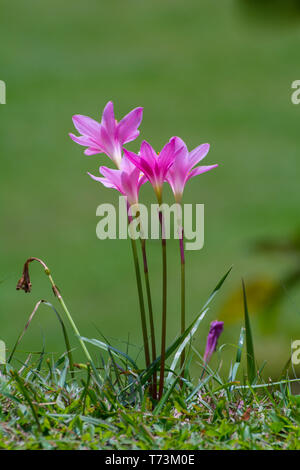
[48,273,104,386]
[174,202,186,378]
[47,274,93,365]
[179,233,186,374]
[158,202,167,399]
[129,235,151,369]
[177,201,186,376]
[12,371,42,432]
[140,238,157,400]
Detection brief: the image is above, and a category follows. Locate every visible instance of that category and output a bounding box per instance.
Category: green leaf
[242,280,256,383]
[230,326,245,384]
[58,356,69,388]
[166,308,209,385]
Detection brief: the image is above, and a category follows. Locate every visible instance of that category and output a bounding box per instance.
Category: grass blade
[230,326,245,383]
[154,376,180,415]
[11,371,41,432]
[8,300,74,379]
[166,308,209,385]
[242,280,256,384]
[58,356,69,388]
[80,337,139,371]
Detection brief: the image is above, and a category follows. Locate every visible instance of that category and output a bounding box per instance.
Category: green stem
[180,257,185,368]
[129,237,151,369]
[158,200,167,400]
[47,273,93,365]
[140,238,157,400]
[179,206,186,376]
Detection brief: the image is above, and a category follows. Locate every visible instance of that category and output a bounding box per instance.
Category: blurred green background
[1,0,300,377]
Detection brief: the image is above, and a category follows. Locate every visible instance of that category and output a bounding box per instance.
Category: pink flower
[123,138,182,201]
[88,155,146,206]
[166,137,218,202]
[203,320,224,363]
[69,101,143,168]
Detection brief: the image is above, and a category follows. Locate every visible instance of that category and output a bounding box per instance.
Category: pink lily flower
[166,137,218,202]
[203,320,224,363]
[69,101,143,169]
[88,155,146,207]
[123,138,182,201]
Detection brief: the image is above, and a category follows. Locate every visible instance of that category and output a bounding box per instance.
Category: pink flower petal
[99,166,123,193]
[117,107,143,144]
[123,148,140,166]
[84,148,102,156]
[189,143,210,168]
[87,172,116,189]
[187,164,218,181]
[120,154,136,173]
[140,140,157,166]
[69,133,94,147]
[101,101,116,135]
[171,136,188,156]
[99,126,115,156]
[159,139,178,174]
[203,320,224,363]
[123,148,155,185]
[120,172,138,204]
[72,115,101,139]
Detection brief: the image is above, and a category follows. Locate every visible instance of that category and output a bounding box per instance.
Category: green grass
[1,354,300,450]
[0,268,299,450]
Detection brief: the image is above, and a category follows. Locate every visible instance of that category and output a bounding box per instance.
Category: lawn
[1,369,299,450]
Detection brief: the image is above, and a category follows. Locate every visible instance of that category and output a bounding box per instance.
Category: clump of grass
[0,352,300,450]
[1,263,299,449]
